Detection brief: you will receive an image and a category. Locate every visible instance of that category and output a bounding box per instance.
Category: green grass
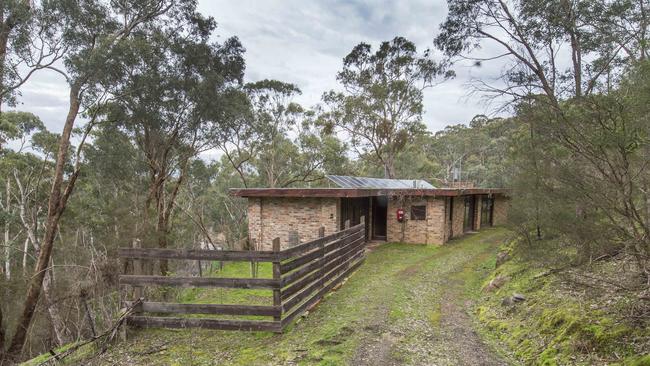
[472,237,650,366]
[24,228,511,366]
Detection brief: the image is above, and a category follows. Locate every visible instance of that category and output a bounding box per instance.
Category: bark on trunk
[42,268,68,346]
[7,83,81,357]
[0,305,5,355]
[3,180,10,280]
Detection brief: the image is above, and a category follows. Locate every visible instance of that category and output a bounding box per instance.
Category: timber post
[272,237,282,332]
[318,226,325,290]
[132,239,143,305]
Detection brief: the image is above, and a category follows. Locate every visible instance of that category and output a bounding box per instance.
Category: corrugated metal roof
[326,175,435,189]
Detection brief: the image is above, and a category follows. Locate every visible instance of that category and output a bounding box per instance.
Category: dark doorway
[372,196,388,240]
[463,195,476,232]
[340,197,370,238]
[481,196,494,227]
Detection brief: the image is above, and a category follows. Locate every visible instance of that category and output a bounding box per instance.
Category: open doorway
[463,195,476,232]
[372,196,388,240]
[340,197,369,238]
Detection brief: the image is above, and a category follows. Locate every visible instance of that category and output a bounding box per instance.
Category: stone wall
[247,197,338,250]
[493,195,509,226]
[386,196,446,245]
[442,197,452,243]
[451,196,465,238]
[246,193,509,249]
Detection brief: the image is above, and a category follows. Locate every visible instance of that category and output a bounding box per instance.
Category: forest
[0,0,649,364]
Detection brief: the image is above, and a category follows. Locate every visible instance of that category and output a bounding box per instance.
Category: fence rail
[118,217,366,332]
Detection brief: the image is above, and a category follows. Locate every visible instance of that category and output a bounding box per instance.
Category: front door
[372,196,388,240]
[481,196,494,227]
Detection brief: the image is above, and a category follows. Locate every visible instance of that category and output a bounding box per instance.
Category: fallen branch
[135,340,173,356]
[38,298,143,365]
[566,271,630,291]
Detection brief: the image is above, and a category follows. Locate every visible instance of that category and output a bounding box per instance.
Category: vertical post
[318,226,325,289]
[360,215,366,242]
[132,239,143,302]
[345,219,350,229]
[250,237,257,278]
[272,237,282,330]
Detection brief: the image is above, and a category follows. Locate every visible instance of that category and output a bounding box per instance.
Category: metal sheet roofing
[326,175,435,189]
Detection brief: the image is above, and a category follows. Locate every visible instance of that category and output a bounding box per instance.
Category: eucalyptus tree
[245,80,304,187]
[3,0,179,360]
[322,37,452,178]
[0,0,66,117]
[435,0,648,103]
[102,13,245,276]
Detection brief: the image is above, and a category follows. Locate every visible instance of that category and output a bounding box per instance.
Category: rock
[495,251,510,268]
[512,293,526,302]
[483,275,508,292]
[501,297,514,306]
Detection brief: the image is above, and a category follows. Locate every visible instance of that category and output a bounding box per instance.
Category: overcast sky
[11,0,509,147]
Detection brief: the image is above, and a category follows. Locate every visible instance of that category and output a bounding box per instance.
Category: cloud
[6,0,512,140]
[200,0,510,132]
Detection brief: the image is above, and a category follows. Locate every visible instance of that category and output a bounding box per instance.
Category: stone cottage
[230,176,509,250]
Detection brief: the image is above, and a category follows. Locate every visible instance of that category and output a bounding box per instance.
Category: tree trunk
[384,154,396,179]
[7,83,81,358]
[157,196,169,276]
[42,267,68,346]
[0,305,5,355]
[21,237,27,275]
[3,179,9,280]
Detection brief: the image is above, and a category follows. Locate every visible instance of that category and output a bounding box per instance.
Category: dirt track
[351,231,508,366]
[82,228,511,366]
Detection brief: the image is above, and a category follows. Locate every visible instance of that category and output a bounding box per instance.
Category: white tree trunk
[4,179,11,280]
[42,265,67,346]
[22,237,28,275]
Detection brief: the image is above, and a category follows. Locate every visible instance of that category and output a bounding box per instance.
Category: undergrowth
[473,237,650,365]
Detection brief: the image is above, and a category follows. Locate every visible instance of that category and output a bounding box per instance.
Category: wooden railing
[118,218,366,332]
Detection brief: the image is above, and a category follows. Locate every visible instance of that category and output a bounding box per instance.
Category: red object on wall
[396,208,405,222]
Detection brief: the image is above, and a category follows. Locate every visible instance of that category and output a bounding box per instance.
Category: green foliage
[473,238,649,365]
[322,36,452,178]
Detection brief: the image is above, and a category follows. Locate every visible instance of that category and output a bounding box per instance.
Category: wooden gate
[118,219,366,332]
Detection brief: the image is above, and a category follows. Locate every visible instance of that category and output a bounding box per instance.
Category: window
[411,205,426,220]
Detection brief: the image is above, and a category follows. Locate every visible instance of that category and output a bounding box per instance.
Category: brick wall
[247,197,338,250]
[451,196,465,238]
[493,195,509,226]
[247,193,509,249]
[386,196,446,245]
[443,197,452,243]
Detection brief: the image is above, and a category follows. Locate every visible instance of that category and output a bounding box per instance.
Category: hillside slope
[32,228,510,366]
[475,238,650,365]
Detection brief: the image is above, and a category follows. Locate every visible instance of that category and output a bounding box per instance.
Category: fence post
[132,239,143,303]
[250,238,258,278]
[345,219,350,229]
[318,226,325,290]
[360,215,366,241]
[272,237,282,331]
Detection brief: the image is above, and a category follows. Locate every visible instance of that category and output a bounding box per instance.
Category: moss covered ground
[473,238,650,365]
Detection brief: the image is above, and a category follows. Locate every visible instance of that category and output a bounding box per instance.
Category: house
[230,175,509,250]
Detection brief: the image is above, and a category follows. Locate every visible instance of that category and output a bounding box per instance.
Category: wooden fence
[118,218,366,332]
